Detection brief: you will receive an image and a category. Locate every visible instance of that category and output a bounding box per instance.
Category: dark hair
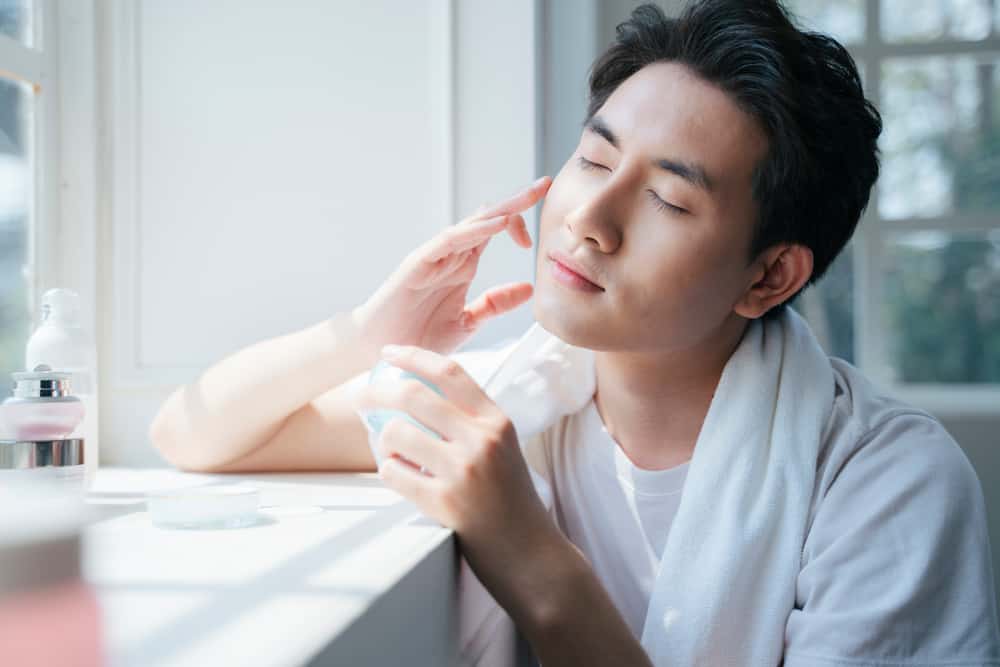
[587,0,882,317]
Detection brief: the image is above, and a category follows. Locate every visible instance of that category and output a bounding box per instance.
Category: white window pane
[785,0,865,45]
[883,231,1000,383]
[0,76,33,399]
[0,0,33,48]
[879,57,1000,220]
[882,0,993,42]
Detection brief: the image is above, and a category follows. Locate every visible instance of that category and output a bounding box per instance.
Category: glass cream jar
[0,367,85,441]
[0,367,88,493]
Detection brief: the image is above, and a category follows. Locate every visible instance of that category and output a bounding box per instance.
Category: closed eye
[577,156,609,172]
[646,190,688,215]
[577,156,688,215]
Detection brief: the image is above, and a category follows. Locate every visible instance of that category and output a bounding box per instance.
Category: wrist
[490,518,583,643]
[528,527,586,638]
[349,303,386,360]
[315,310,379,381]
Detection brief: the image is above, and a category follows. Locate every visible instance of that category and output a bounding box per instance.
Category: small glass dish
[145,483,260,530]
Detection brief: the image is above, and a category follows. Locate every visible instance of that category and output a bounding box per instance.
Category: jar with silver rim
[0,366,87,493]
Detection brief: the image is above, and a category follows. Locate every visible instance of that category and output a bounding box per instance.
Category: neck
[593,314,750,470]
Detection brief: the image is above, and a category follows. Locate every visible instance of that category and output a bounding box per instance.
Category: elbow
[148,395,217,473]
[148,401,173,459]
[149,406,188,470]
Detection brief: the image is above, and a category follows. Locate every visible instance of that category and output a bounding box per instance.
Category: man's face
[533,61,770,352]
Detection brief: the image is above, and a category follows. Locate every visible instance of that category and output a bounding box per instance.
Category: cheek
[537,169,576,236]
[537,197,559,240]
[620,225,741,322]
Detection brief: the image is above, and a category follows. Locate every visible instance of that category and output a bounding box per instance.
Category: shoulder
[786,358,1000,665]
[809,357,988,563]
[814,358,979,510]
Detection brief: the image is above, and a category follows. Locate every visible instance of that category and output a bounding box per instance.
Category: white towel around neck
[464,307,835,666]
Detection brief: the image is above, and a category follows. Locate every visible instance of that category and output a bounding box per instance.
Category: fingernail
[532,175,549,186]
[382,344,402,358]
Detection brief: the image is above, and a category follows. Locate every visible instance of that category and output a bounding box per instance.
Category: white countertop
[81,468,461,667]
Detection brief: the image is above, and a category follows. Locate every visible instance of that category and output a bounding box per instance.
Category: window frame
[0,1,98,391]
[825,0,1000,416]
[0,0,60,353]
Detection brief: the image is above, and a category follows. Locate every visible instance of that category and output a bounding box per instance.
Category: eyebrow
[585,115,714,193]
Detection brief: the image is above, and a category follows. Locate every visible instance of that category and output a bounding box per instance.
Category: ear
[734,244,814,319]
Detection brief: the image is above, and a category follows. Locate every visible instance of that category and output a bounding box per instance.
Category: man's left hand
[355,344,553,561]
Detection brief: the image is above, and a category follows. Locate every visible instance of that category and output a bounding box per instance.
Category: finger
[472,176,552,222]
[380,346,494,415]
[358,378,471,444]
[378,453,444,509]
[504,213,532,248]
[377,416,456,479]
[462,283,533,331]
[424,215,508,262]
[443,212,531,255]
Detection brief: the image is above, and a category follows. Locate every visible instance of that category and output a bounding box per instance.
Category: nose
[563,177,626,254]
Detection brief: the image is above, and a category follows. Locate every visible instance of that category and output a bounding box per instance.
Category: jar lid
[10,365,74,398]
[0,438,85,469]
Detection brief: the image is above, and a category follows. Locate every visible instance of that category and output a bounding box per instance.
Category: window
[0,0,47,399]
[787,0,1000,413]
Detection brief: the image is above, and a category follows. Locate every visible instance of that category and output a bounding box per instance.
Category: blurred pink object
[0,478,102,665]
[0,580,103,666]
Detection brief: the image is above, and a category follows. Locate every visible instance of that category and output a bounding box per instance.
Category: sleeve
[451,342,515,387]
[783,413,1000,667]
[454,340,557,513]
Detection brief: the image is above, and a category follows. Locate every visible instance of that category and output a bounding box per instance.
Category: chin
[531,288,615,350]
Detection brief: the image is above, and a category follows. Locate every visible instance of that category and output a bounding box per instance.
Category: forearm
[150,310,377,470]
[468,520,654,667]
[530,535,654,666]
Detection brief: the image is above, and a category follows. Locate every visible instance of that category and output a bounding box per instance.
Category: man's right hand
[351,175,552,356]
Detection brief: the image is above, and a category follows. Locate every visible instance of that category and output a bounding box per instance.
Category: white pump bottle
[24,288,100,489]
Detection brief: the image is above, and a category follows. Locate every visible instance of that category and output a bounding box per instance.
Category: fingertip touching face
[533,61,771,353]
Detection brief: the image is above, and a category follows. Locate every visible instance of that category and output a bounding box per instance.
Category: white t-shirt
[517,356,1000,665]
[540,396,690,639]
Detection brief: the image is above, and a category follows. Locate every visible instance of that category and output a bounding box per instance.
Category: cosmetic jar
[0,367,85,441]
[359,360,443,469]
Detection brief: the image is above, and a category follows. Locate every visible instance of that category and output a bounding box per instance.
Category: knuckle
[457,457,478,483]
[491,415,515,438]
[477,431,503,459]
[398,379,423,402]
[438,488,461,517]
[441,359,463,380]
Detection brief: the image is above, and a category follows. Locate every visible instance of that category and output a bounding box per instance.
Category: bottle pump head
[40,288,81,325]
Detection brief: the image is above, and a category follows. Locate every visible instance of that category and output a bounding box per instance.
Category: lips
[547,250,604,290]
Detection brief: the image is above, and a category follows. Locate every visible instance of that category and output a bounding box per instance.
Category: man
[150,1,1000,665]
